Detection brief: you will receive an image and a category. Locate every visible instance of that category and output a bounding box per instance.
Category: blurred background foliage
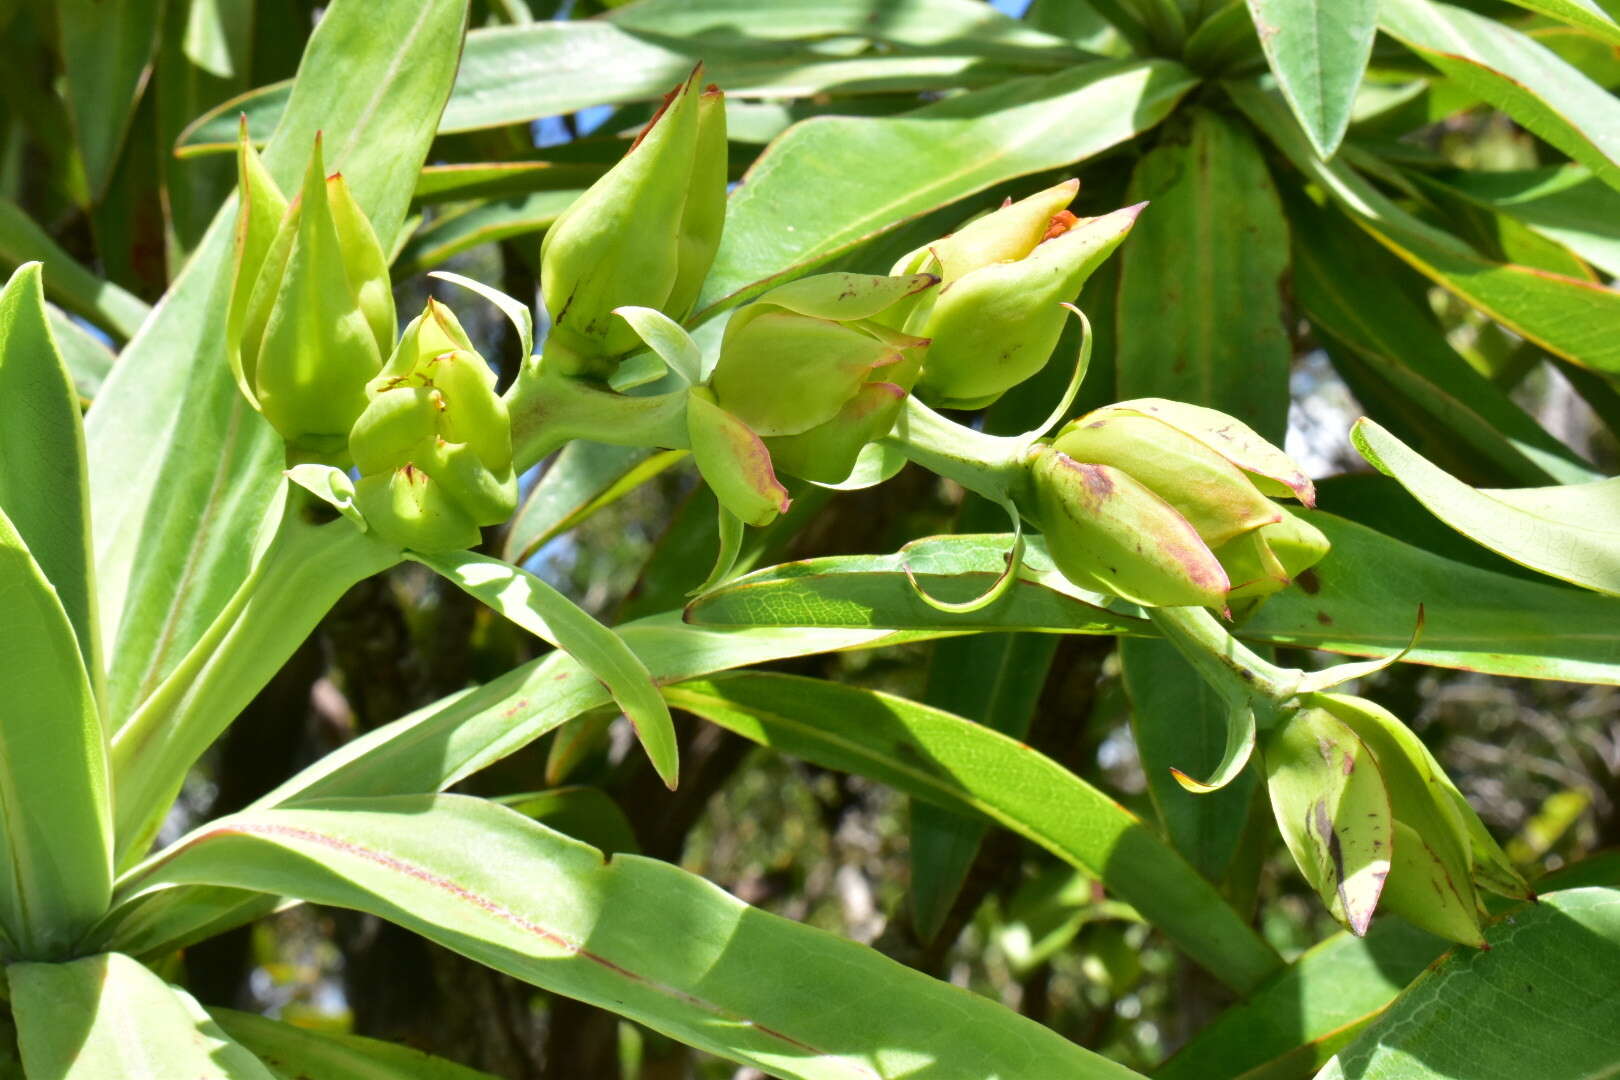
[4,0,1618,1075]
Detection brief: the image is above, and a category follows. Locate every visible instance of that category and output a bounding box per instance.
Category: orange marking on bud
[1042,210,1080,242]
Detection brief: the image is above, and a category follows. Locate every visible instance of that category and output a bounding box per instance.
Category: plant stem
[881,397,1029,504]
[505,366,689,472]
[1146,605,1299,713]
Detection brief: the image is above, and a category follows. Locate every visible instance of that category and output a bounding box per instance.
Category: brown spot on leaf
[1297,569,1321,594]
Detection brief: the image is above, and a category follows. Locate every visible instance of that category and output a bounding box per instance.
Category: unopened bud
[1026,401,1325,608]
[228,131,395,460]
[540,67,725,378]
[705,272,932,489]
[349,300,516,552]
[886,182,1141,409]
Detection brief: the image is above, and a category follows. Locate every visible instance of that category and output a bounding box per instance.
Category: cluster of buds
[538,66,726,379]
[348,301,517,553]
[674,272,933,526]
[1262,693,1533,946]
[1023,400,1328,610]
[883,180,1143,409]
[227,131,395,461]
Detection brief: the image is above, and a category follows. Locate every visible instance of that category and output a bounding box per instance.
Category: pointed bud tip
[1122,200,1149,221]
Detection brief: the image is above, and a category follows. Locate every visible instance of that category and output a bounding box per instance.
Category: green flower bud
[1025,401,1326,608]
[348,300,517,552]
[764,381,907,485]
[227,132,395,460]
[886,182,1142,409]
[540,67,726,378]
[706,272,933,489]
[1260,703,1391,936]
[1262,693,1510,946]
[686,387,791,527]
[1025,446,1230,608]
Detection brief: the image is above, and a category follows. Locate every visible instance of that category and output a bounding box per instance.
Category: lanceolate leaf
[685,533,1146,633]
[88,0,467,725]
[177,12,1088,153]
[1286,189,1596,487]
[697,59,1198,316]
[910,631,1058,943]
[1316,888,1620,1080]
[1121,637,1258,881]
[666,673,1285,994]
[1502,0,1620,45]
[411,549,680,789]
[1242,512,1620,685]
[689,524,1620,684]
[1116,107,1291,441]
[1158,917,1449,1079]
[209,1009,501,1080]
[90,620,1035,959]
[10,953,276,1079]
[0,264,98,675]
[605,0,1082,56]
[1246,0,1378,158]
[1231,79,1620,377]
[393,190,578,277]
[0,200,151,340]
[54,0,163,200]
[502,442,689,565]
[1352,418,1620,597]
[0,505,113,960]
[1379,0,1620,192]
[1420,164,1620,279]
[119,796,1150,1080]
[110,509,401,861]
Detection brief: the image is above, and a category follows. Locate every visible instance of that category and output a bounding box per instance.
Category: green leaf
[412,549,679,789]
[88,618,1033,958]
[1242,511,1620,684]
[1121,637,1258,881]
[910,631,1058,942]
[1503,0,1620,45]
[497,787,641,856]
[1285,188,1596,487]
[1421,164,1620,279]
[1316,888,1620,1080]
[1262,705,1392,935]
[208,1008,500,1080]
[606,0,1083,56]
[10,953,275,1079]
[46,304,117,402]
[53,0,163,199]
[502,442,689,565]
[177,20,1081,157]
[1351,417,1620,597]
[697,59,1199,317]
[120,796,1149,1080]
[685,533,1146,633]
[1116,106,1291,441]
[0,505,112,959]
[0,265,98,677]
[1379,0,1620,192]
[393,190,577,277]
[0,199,151,340]
[1246,0,1378,158]
[110,508,401,861]
[88,0,467,726]
[1158,918,1449,1079]
[1231,78,1620,377]
[666,673,1284,994]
